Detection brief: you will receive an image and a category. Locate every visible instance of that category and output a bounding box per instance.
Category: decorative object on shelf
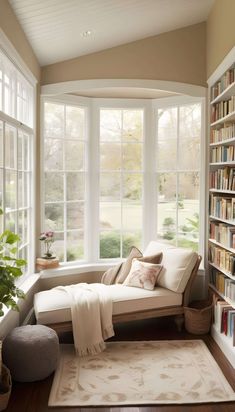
[39,231,55,259]
[0,208,26,410]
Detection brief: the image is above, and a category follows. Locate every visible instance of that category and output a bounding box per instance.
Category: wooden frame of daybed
[46,255,202,335]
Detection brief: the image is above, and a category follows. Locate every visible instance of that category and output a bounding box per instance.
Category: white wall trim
[41,79,206,97]
[207,46,235,87]
[0,28,37,86]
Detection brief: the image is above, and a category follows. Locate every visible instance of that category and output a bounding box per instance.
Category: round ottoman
[2,325,59,382]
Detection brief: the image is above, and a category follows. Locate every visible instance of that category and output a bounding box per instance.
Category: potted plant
[0,208,26,410]
[39,231,55,259]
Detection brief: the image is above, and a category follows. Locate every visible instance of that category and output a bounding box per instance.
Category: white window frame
[153,95,206,263]
[0,28,37,281]
[40,94,205,267]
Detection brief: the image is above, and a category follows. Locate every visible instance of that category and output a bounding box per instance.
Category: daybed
[34,241,201,334]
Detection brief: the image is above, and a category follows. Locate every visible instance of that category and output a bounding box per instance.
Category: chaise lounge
[34,241,201,334]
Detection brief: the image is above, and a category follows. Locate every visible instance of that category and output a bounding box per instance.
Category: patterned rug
[49,340,235,406]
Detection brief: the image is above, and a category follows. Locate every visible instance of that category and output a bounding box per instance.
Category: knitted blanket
[56,283,114,356]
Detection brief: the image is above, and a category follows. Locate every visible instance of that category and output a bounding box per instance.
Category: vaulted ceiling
[9,0,214,66]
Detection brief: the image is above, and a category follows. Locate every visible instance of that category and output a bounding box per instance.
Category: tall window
[99,109,143,258]
[0,48,34,275]
[43,101,86,262]
[156,103,201,251]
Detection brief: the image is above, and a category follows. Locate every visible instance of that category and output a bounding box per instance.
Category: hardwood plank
[5,317,235,412]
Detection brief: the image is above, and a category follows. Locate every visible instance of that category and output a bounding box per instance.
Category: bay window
[41,96,204,264]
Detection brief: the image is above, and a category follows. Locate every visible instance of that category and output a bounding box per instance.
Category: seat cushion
[34,284,182,325]
[144,241,198,293]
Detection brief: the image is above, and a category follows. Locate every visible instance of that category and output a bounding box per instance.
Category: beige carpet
[49,340,235,406]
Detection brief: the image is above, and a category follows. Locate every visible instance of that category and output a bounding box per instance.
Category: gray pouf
[2,325,59,382]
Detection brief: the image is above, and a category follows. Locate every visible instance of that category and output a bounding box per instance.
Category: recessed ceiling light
[81,30,93,38]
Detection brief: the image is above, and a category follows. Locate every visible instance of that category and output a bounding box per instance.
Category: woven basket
[184,300,213,335]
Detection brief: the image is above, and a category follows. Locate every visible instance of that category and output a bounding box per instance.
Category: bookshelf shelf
[210,215,235,225]
[211,324,235,368]
[208,261,235,280]
[210,111,235,127]
[211,81,235,105]
[210,137,235,147]
[209,238,235,254]
[210,162,235,167]
[209,189,235,194]
[209,283,235,309]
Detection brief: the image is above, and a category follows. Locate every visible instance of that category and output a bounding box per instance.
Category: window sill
[39,262,113,279]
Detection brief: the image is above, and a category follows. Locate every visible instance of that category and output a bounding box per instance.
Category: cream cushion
[34,284,182,325]
[144,241,198,293]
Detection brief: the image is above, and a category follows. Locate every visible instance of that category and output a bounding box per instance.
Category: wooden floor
[5,317,235,412]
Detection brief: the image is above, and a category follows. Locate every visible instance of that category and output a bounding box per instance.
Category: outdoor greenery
[0,208,26,316]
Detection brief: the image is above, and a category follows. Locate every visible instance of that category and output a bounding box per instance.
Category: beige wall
[41,23,207,87]
[207,0,235,79]
[0,0,40,81]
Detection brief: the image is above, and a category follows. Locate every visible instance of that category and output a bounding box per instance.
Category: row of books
[214,299,235,343]
[209,167,235,191]
[211,96,235,123]
[211,67,235,100]
[210,123,235,143]
[209,243,235,275]
[210,222,235,249]
[209,194,235,221]
[211,145,235,163]
[211,269,235,301]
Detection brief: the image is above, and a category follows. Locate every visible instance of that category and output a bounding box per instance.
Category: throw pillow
[101,262,123,285]
[123,259,163,290]
[138,252,163,264]
[115,246,143,284]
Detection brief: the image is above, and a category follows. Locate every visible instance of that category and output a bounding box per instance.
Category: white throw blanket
[56,283,114,356]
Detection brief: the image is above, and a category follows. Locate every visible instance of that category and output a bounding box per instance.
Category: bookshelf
[208,47,235,368]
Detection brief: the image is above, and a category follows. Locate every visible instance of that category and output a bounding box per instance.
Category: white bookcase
[208,46,235,368]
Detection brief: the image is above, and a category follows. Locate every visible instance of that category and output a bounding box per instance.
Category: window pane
[44,102,64,138]
[66,106,85,139]
[53,232,64,261]
[157,108,177,170]
[100,143,121,170]
[123,110,143,142]
[122,143,142,171]
[100,110,121,142]
[18,130,23,170]
[44,138,63,170]
[23,133,30,171]
[122,204,142,230]
[178,172,199,251]
[5,125,16,169]
[65,141,84,170]
[67,231,84,261]
[45,172,64,202]
[5,171,17,210]
[100,173,120,201]
[5,211,16,233]
[67,202,84,230]
[123,173,142,201]
[122,231,142,258]
[157,173,177,242]
[100,231,121,258]
[45,204,64,230]
[100,202,121,229]
[179,104,201,170]
[66,172,84,201]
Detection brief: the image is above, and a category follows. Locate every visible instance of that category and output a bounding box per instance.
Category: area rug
[49,340,235,406]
